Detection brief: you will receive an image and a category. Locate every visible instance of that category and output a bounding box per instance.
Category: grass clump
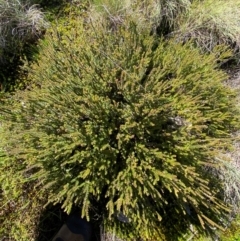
[0,12,239,240]
[89,0,193,33]
[89,0,161,32]
[0,0,48,91]
[0,0,48,59]
[172,0,240,54]
[89,0,240,61]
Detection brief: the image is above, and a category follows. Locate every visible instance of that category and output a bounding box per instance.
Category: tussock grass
[89,0,192,29]
[89,0,161,31]
[158,0,191,28]
[89,0,240,57]
[174,0,240,53]
[0,0,48,61]
[100,226,125,241]
[214,133,240,217]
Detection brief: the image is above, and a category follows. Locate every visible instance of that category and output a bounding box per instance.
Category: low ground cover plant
[0,10,239,240]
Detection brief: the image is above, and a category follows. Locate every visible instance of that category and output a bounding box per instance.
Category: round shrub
[0,17,239,240]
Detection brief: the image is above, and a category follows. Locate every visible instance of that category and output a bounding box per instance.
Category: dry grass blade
[174,0,240,52]
[100,225,125,241]
[0,0,48,61]
[88,0,161,31]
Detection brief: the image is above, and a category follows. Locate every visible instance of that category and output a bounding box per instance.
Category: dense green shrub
[0,15,239,241]
[0,141,46,240]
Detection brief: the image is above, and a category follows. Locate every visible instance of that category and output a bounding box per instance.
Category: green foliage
[0,14,239,241]
[0,53,31,92]
[220,215,240,241]
[178,215,240,240]
[0,144,46,240]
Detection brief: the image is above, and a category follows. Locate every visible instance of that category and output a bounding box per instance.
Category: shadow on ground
[35,204,101,241]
